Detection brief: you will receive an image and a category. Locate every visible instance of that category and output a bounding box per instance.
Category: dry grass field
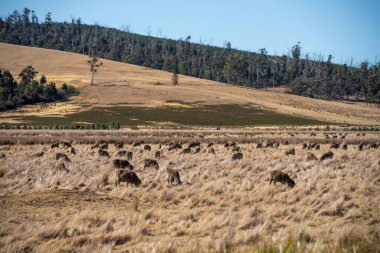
[0,130,379,252]
[1,42,380,252]
[1,43,379,126]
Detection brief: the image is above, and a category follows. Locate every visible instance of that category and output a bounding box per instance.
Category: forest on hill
[0,8,379,103]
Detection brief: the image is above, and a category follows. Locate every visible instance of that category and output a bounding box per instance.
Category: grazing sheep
[166,167,182,186]
[230,142,237,147]
[320,151,334,161]
[224,143,230,148]
[115,170,141,187]
[117,150,133,160]
[98,149,111,158]
[99,143,108,150]
[144,145,152,151]
[115,142,124,149]
[342,143,348,150]
[113,159,134,170]
[330,143,340,149]
[32,152,44,158]
[169,143,182,151]
[117,150,127,157]
[232,146,241,153]
[181,148,192,155]
[358,142,367,151]
[55,153,70,162]
[308,143,319,150]
[232,152,243,160]
[63,142,71,148]
[302,143,308,149]
[283,141,289,145]
[55,161,69,173]
[256,143,263,149]
[269,170,295,188]
[265,142,274,148]
[70,147,76,155]
[285,148,295,156]
[133,142,143,147]
[194,147,201,153]
[51,143,59,149]
[307,152,318,161]
[188,142,200,148]
[155,151,161,159]
[126,151,133,160]
[341,136,346,139]
[207,143,214,148]
[369,143,379,149]
[144,159,159,170]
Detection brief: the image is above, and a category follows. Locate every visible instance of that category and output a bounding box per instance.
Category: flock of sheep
[36,132,379,191]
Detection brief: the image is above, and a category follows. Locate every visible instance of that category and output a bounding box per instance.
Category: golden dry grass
[0,130,379,252]
[0,129,378,145]
[1,43,379,125]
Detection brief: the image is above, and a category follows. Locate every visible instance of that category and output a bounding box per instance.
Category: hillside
[0,43,379,126]
[1,9,379,104]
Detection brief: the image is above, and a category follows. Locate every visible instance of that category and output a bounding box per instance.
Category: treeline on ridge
[0,8,379,103]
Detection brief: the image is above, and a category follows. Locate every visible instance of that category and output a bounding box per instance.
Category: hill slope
[0,43,379,126]
[1,10,378,104]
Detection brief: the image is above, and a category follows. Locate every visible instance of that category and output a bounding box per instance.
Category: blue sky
[1,0,379,64]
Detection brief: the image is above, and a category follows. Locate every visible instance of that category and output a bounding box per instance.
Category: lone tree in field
[172,72,179,86]
[87,57,102,86]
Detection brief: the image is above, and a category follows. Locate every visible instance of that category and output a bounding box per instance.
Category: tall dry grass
[0,129,379,145]
[0,133,379,252]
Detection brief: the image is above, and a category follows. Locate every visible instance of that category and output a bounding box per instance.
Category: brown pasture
[1,43,379,125]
